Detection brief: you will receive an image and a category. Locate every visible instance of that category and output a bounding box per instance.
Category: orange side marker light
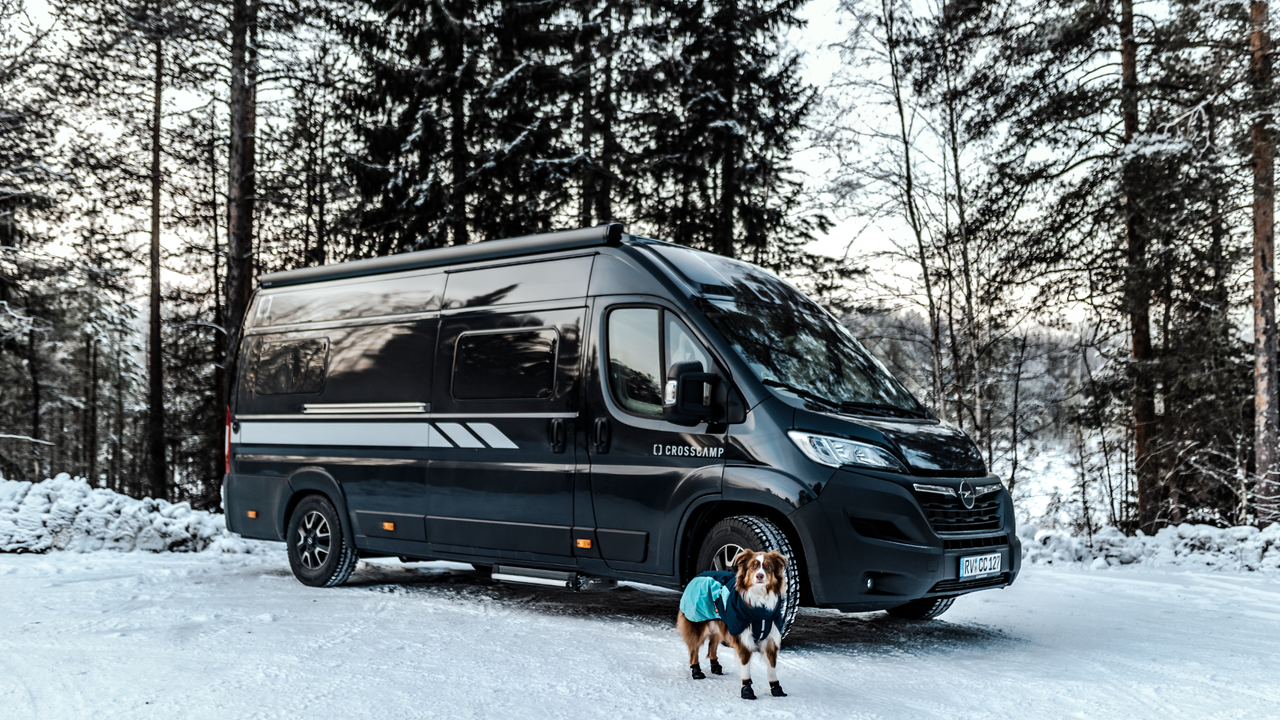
[247,510,257,519]
[383,522,396,532]
[576,538,592,549]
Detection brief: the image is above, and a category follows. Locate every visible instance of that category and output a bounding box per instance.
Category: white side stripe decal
[239,422,429,448]
[467,423,518,449]
[427,425,454,448]
[435,423,485,448]
[237,421,523,450]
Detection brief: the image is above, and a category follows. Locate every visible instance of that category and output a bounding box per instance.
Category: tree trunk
[578,5,595,229]
[1120,0,1157,533]
[885,0,945,418]
[147,37,167,502]
[316,59,330,264]
[1009,336,1026,493]
[225,0,258,432]
[112,330,125,493]
[446,1,469,246]
[303,103,316,265]
[210,104,226,480]
[87,334,98,485]
[595,5,617,224]
[27,326,41,479]
[1252,1,1280,523]
[716,0,737,258]
[943,36,981,448]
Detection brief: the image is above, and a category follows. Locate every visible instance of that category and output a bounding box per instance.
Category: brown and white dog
[677,549,788,700]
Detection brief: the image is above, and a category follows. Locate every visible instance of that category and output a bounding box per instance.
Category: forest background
[4,0,1280,537]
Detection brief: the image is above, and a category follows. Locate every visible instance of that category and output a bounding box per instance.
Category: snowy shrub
[1019,521,1280,572]
[0,473,260,553]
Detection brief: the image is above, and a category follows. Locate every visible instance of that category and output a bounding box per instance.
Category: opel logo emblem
[958,481,975,509]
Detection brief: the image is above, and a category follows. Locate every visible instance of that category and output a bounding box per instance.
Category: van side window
[253,338,329,395]
[454,329,558,400]
[607,308,663,418]
[252,273,445,327]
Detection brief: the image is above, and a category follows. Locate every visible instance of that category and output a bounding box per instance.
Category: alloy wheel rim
[711,542,747,572]
[297,510,332,570]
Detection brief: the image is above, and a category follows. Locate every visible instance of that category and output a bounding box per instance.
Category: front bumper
[789,468,1022,612]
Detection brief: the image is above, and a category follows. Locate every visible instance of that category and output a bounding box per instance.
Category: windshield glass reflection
[703,299,925,417]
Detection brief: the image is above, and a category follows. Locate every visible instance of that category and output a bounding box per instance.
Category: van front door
[584,301,726,575]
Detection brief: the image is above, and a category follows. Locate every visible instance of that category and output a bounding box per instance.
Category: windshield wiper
[761,378,842,411]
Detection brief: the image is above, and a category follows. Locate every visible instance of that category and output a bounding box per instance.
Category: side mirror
[664,361,717,426]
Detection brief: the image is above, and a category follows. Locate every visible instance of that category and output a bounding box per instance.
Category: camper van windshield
[702,299,926,419]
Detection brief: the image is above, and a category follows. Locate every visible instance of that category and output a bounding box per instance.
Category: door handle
[550,418,567,454]
[593,417,611,454]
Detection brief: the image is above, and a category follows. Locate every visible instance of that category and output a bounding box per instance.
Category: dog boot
[709,659,723,675]
[770,681,787,697]
[690,663,706,680]
[741,680,756,700]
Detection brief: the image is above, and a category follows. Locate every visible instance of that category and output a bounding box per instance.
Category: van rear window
[253,338,329,395]
[453,329,558,400]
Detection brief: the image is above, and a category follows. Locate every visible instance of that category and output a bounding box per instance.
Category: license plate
[959,552,1002,579]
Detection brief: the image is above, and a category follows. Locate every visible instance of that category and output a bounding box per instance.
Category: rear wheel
[286,495,359,587]
[694,515,801,637]
[886,596,955,620]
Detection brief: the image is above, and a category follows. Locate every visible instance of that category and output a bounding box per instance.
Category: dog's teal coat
[679,571,784,643]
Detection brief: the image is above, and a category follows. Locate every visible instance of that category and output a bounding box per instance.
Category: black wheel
[886,596,955,620]
[694,515,801,637]
[286,495,359,587]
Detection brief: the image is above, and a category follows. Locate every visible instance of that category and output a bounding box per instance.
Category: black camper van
[223,224,1020,629]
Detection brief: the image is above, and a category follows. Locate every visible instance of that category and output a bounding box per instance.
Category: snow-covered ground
[3,549,1278,719]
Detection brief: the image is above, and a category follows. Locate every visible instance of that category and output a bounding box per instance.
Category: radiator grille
[919,495,1002,534]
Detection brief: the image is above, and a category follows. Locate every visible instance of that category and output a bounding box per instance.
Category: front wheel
[885,596,954,620]
[286,495,359,587]
[694,516,801,637]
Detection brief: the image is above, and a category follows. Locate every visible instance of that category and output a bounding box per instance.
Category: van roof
[257,223,626,289]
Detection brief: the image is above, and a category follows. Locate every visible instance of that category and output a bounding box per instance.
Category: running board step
[491,566,617,592]
[492,566,578,588]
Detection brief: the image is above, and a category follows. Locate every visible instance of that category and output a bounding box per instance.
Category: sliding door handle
[550,418,567,454]
[592,417,611,454]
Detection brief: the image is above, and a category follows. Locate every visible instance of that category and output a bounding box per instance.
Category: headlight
[787,431,907,472]
[975,483,1003,497]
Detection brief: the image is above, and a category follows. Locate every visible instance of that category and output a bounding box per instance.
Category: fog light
[866,577,875,590]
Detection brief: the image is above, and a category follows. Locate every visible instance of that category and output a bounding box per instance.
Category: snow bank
[0,473,259,553]
[1020,522,1280,572]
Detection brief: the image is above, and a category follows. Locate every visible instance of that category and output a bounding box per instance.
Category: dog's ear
[764,551,788,572]
[730,548,754,570]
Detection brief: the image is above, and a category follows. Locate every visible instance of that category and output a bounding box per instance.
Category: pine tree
[634,0,825,269]
[0,0,64,479]
[340,0,484,252]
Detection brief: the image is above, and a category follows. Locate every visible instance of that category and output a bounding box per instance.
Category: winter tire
[287,495,359,588]
[885,596,955,620]
[695,515,801,637]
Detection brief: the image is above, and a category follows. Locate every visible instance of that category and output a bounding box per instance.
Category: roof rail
[258,223,625,289]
